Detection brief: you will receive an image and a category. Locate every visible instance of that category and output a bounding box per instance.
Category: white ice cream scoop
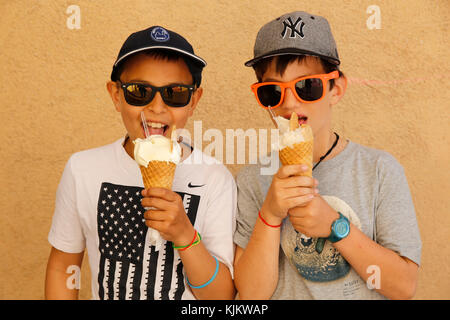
[133,135,181,167]
[275,113,309,149]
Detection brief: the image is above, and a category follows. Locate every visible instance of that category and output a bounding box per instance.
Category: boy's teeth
[148,122,164,128]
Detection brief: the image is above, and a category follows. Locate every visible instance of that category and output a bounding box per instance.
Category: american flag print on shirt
[96,182,199,300]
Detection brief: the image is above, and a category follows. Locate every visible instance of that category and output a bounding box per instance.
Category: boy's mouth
[142,121,170,136]
[298,116,308,125]
[281,113,308,125]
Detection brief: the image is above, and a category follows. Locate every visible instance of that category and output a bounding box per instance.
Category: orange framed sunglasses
[251,70,339,109]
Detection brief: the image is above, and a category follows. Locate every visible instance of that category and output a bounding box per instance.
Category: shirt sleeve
[48,156,86,253]
[375,153,422,265]
[233,165,265,250]
[200,165,237,277]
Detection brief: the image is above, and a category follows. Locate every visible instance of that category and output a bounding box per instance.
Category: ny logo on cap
[151,27,170,42]
[281,17,305,39]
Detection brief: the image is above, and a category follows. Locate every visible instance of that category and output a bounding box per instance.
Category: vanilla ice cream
[133,135,181,167]
[274,115,307,149]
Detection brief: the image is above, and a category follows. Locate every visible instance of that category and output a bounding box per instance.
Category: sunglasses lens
[162,85,191,107]
[257,85,282,108]
[295,78,324,101]
[124,84,153,106]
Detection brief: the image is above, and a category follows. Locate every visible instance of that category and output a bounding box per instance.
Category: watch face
[335,219,350,237]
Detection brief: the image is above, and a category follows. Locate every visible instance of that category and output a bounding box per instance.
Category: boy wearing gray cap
[233,11,421,299]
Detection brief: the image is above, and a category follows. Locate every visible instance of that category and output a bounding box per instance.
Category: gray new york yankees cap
[245,11,340,67]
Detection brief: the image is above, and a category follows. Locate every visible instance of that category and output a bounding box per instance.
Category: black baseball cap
[111,26,207,86]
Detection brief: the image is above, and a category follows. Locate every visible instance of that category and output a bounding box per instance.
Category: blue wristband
[186,256,219,289]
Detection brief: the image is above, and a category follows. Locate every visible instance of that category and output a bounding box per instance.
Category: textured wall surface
[0,0,448,299]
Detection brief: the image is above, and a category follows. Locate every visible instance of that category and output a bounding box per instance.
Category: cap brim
[114,46,207,67]
[111,46,207,81]
[245,48,340,67]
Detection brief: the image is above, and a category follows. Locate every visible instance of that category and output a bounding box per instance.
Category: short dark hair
[112,49,203,87]
[253,55,344,90]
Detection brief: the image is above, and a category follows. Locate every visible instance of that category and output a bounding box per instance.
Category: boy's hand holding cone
[260,112,317,226]
[134,114,183,250]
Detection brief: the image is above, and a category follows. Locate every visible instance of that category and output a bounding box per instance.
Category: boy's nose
[280,87,300,111]
[146,91,167,113]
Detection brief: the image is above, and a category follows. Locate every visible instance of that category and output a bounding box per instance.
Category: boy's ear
[188,87,203,116]
[106,81,122,112]
[329,75,347,106]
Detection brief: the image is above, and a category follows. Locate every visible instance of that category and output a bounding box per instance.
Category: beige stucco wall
[0,0,448,299]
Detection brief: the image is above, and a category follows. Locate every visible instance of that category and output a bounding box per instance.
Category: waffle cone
[279,140,313,177]
[140,161,176,190]
[278,124,314,177]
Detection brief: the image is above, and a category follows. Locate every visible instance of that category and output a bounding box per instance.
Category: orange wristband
[258,210,282,228]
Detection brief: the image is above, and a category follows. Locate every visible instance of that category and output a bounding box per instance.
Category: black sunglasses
[118,81,195,107]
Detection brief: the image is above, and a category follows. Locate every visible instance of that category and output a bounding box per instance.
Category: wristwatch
[315,211,350,254]
[327,212,350,243]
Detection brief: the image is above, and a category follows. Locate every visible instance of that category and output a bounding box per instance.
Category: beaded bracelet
[186,255,219,289]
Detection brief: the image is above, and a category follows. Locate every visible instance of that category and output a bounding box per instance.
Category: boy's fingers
[286,194,315,209]
[283,175,316,188]
[276,164,310,179]
[142,187,178,201]
[145,219,166,231]
[283,187,317,199]
[144,209,166,221]
[276,164,302,179]
[141,196,171,210]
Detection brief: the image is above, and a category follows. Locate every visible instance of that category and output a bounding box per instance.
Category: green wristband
[172,232,202,250]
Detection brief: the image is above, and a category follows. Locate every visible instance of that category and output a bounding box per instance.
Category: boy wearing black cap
[45,26,236,300]
[233,12,421,299]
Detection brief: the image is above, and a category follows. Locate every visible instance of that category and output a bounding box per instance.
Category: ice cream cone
[140,161,176,190]
[278,113,314,177]
[134,121,180,190]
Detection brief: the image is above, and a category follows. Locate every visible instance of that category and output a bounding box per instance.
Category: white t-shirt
[48,137,236,300]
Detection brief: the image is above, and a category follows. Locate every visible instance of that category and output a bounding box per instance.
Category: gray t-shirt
[234,141,421,299]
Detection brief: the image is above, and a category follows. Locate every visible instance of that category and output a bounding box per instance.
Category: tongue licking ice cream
[276,112,314,177]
